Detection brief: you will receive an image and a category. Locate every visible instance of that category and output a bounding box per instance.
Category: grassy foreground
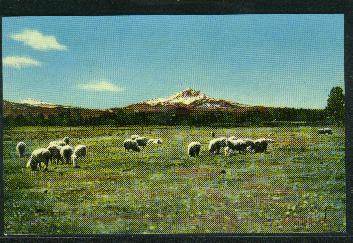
[3,125,345,234]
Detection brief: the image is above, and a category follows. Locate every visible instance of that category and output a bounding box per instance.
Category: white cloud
[11,29,67,51]
[78,80,124,92]
[3,56,41,68]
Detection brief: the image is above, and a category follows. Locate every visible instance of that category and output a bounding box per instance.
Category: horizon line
[3,97,327,111]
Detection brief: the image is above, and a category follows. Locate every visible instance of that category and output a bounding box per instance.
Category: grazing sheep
[71,145,87,168]
[123,139,141,152]
[227,139,247,154]
[16,142,26,158]
[224,146,235,156]
[135,136,149,147]
[229,137,253,148]
[63,137,70,145]
[246,146,255,153]
[49,137,70,147]
[26,148,51,171]
[253,138,274,153]
[188,142,201,157]
[243,138,255,150]
[318,128,333,135]
[49,140,66,147]
[74,145,87,158]
[148,138,163,145]
[131,135,140,140]
[208,137,227,155]
[253,139,267,153]
[60,145,74,164]
[47,144,63,164]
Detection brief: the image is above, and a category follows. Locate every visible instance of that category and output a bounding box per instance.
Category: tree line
[4,87,344,127]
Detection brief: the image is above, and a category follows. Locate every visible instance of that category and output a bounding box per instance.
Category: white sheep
[147,138,163,145]
[226,139,247,154]
[26,148,51,171]
[324,128,333,134]
[71,145,87,168]
[318,128,333,135]
[47,144,63,164]
[243,138,255,150]
[228,136,238,140]
[228,137,256,153]
[208,137,227,155]
[135,136,149,147]
[229,137,254,149]
[224,146,235,156]
[246,146,255,153]
[60,145,74,164]
[16,142,26,158]
[188,142,201,157]
[123,139,141,152]
[49,137,70,147]
[253,138,274,153]
[49,140,66,147]
[266,138,275,143]
[63,137,70,145]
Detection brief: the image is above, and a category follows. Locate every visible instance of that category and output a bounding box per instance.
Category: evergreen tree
[326,86,345,124]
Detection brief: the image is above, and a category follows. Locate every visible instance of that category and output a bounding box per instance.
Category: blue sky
[2,15,343,109]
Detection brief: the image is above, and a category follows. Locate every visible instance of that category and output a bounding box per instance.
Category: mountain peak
[144,88,207,106]
[175,88,202,98]
[138,89,247,110]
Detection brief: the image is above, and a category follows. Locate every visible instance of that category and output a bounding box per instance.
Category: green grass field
[3,125,346,234]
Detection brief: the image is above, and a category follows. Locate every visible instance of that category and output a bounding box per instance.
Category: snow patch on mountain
[20,98,57,107]
[143,88,245,109]
[145,89,205,106]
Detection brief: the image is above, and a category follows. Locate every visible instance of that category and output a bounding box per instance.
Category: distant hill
[3,99,109,118]
[3,90,326,127]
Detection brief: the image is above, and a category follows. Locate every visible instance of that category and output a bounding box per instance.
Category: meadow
[3,125,346,234]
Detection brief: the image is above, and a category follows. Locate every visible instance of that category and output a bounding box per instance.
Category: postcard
[2,15,345,234]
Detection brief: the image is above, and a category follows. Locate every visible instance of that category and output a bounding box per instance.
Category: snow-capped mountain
[145,89,208,106]
[4,89,253,117]
[126,88,250,111]
[19,98,58,108]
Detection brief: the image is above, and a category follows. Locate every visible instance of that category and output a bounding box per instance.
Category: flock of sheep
[188,136,275,157]
[15,127,333,171]
[123,127,333,158]
[123,134,275,158]
[123,136,162,152]
[16,137,87,171]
